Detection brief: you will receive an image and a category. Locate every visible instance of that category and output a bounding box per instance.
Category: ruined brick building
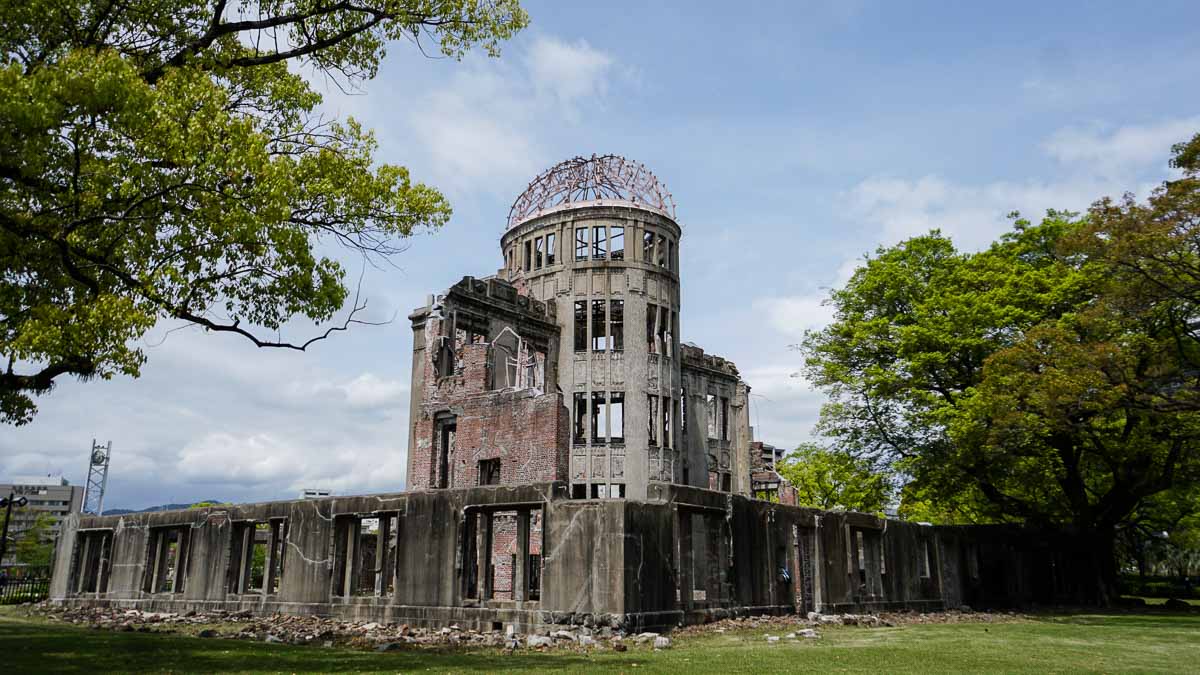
[50,156,1096,631]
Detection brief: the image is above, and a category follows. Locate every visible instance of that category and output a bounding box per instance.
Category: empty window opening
[611,227,624,260]
[575,227,589,261]
[658,307,672,358]
[643,230,655,262]
[435,416,456,489]
[523,240,532,272]
[227,521,284,595]
[333,514,397,597]
[721,473,732,492]
[574,300,587,352]
[73,530,113,595]
[592,225,607,260]
[648,395,659,446]
[646,303,659,354]
[720,396,730,441]
[534,237,544,269]
[592,300,608,351]
[610,392,625,444]
[657,234,668,267]
[918,540,932,579]
[546,233,556,265]
[571,483,587,499]
[662,399,673,450]
[668,239,676,271]
[591,483,607,498]
[610,300,624,351]
[706,394,718,439]
[591,392,608,444]
[479,458,501,486]
[573,392,587,445]
[610,483,626,498]
[145,526,191,594]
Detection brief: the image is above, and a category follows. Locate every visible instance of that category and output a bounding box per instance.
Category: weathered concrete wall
[51,483,1094,632]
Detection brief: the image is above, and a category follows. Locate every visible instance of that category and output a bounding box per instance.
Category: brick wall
[408,314,569,491]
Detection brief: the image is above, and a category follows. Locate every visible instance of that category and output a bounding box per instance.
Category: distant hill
[104,500,223,515]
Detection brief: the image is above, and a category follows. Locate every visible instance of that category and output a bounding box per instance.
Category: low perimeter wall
[50,482,1094,632]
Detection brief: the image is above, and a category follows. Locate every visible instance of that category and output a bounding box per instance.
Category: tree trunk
[1084,527,1119,606]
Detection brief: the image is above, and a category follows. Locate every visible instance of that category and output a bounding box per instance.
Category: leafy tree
[13,512,56,568]
[0,0,529,424]
[803,136,1200,603]
[775,443,893,513]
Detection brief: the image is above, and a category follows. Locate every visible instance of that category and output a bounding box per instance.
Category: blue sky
[4,1,1199,509]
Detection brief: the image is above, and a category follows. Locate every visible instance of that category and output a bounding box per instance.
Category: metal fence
[0,571,51,604]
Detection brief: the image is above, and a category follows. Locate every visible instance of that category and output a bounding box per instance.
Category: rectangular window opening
[575,227,589,261]
[592,225,607,260]
[611,227,625,260]
[534,237,544,269]
[648,395,659,446]
[610,300,624,351]
[610,392,625,444]
[591,392,608,445]
[646,303,659,354]
[571,483,587,499]
[479,458,501,486]
[145,526,190,595]
[657,234,667,267]
[574,300,587,352]
[720,397,730,441]
[706,394,718,439]
[546,233,557,266]
[643,230,655,262]
[435,417,456,489]
[523,240,532,272]
[573,392,587,445]
[658,307,672,358]
[592,300,608,351]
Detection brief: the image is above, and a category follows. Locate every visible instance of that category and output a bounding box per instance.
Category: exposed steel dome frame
[507,154,677,229]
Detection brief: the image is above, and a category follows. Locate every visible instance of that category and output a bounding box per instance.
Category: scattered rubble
[20,603,1034,655]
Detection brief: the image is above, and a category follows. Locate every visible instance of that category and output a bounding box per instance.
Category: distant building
[1,475,84,567]
[299,488,332,500]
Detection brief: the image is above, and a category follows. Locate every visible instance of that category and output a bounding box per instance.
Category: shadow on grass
[0,618,599,673]
[1025,609,1200,630]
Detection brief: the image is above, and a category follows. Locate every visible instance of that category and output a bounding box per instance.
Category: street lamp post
[0,491,30,568]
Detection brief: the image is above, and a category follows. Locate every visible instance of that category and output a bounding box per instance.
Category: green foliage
[775,443,893,513]
[10,512,56,568]
[803,135,1200,598]
[0,0,529,424]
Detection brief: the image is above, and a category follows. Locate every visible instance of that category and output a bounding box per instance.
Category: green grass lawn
[2,607,1197,674]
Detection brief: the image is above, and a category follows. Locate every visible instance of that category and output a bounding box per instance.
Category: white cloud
[1043,116,1200,177]
[752,295,834,340]
[405,35,619,191]
[525,37,614,116]
[339,373,408,410]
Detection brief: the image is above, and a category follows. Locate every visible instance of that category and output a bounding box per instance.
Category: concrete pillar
[342,520,359,596]
[76,535,91,594]
[239,526,253,594]
[176,528,192,594]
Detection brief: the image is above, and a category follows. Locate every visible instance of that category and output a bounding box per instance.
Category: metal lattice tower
[82,439,112,516]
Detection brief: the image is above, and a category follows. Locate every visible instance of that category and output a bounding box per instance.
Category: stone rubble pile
[25,602,1026,652]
